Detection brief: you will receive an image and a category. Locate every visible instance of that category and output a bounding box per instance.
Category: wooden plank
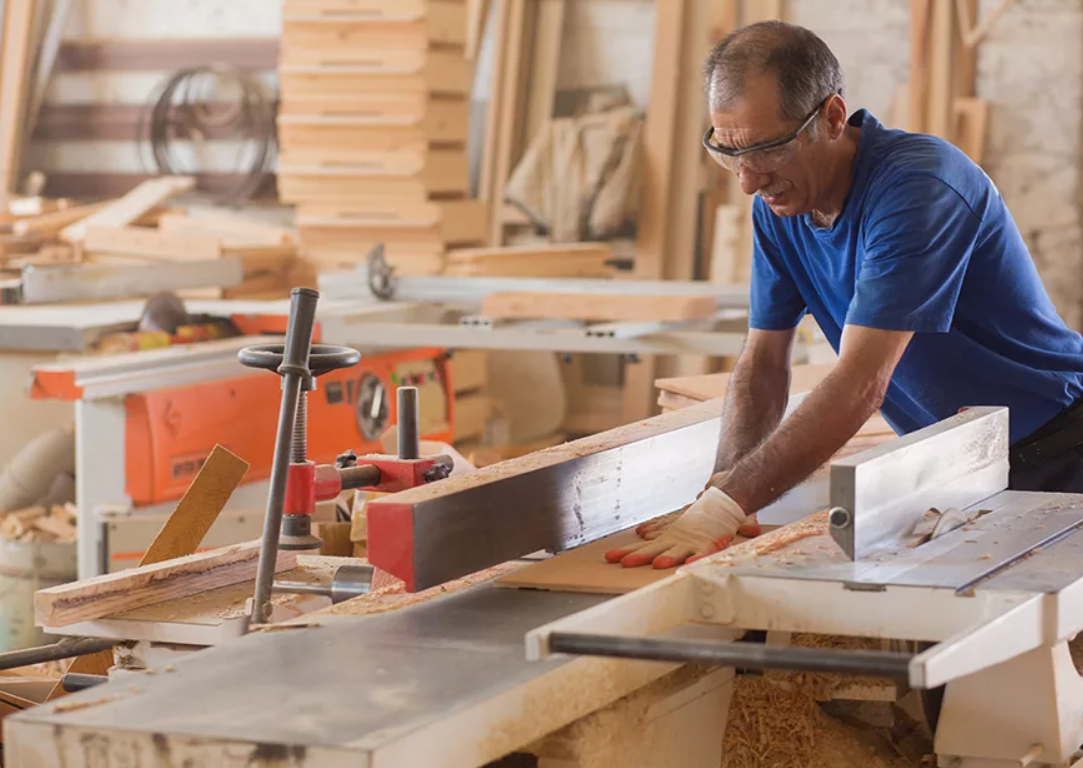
[35,541,295,628]
[960,0,1016,47]
[925,0,954,140]
[59,176,196,243]
[10,201,107,237]
[523,0,565,144]
[908,0,932,133]
[0,0,36,201]
[465,0,491,61]
[496,530,674,594]
[655,364,837,402]
[141,445,250,565]
[447,242,612,263]
[83,227,223,260]
[56,39,279,72]
[46,445,249,691]
[487,0,529,244]
[953,96,988,165]
[42,173,275,202]
[22,0,75,155]
[477,0,508,212]
[158,211,296,246]
[633,0,686,281]
[481,292,717,322]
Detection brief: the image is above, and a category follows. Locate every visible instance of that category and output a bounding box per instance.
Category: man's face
[708,74,830,217]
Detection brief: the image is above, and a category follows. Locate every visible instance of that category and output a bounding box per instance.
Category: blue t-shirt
[750,109,1083,444]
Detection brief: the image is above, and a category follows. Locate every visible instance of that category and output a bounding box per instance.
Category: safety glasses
[702,96,830,174]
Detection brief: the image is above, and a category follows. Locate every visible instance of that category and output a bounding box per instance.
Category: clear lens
[709,140,800,174]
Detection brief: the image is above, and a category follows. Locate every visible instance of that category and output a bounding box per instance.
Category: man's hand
[633,471,761,541]
[606,488,754,569]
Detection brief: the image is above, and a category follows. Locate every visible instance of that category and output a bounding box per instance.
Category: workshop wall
[27,0,280,199]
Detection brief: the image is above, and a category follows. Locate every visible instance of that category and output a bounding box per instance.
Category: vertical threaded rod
[292,393,308,463]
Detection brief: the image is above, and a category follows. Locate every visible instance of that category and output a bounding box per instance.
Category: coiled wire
[139,65,276,205]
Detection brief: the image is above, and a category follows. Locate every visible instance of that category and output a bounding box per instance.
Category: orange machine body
[124,347,452,506]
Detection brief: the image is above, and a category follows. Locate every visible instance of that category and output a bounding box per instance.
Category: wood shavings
[0,504,77,544]
[253,622,319,632]
[722,634,925,768]
[52,691,129,714]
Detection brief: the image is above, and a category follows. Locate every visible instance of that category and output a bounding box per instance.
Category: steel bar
[547,633,914,680]
[0,636,117,672]
[251,288,319,624]
[397,386,420,460]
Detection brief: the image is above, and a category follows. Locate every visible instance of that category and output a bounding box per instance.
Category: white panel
[63,0,282,40]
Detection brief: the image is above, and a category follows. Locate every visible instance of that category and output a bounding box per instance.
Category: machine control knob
[238,343,361,378]
[335,450,358,468]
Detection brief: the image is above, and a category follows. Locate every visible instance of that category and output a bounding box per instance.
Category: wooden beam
[959,0,1016,47]
[908,0,932,133]
[478,0,510,226]
[59,176,195,243]
[448,242,612,263]
[22,0,75,155]
[925,0,955,140]
[465,0,491,61]
[35,541,296,628]
[480,291,717,322]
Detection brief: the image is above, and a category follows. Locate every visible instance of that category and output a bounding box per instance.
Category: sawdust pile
[290,561,522,623]
[721,634,928,768]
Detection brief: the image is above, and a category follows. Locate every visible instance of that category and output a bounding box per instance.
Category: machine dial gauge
[355,374,389,441]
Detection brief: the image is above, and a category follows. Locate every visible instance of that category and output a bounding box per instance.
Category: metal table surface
[9,586,608,753]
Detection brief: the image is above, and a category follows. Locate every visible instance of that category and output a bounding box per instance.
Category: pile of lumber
[444,243,614,277]
[0,177,299,299]
[278,0,485,276]
[0,504,76,544]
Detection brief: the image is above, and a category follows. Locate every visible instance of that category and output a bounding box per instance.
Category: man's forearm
[716,368,882,513]
[713,354,790,473]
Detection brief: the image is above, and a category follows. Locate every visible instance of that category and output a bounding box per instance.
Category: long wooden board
[59,176,195,243]
[481,292,717,322]
[35,541,295,628]
[84,226,222,260]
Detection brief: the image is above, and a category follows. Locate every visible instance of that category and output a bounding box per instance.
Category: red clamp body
[282,454,449,518]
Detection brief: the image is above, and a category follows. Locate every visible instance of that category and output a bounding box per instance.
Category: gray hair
[703,21,845,127]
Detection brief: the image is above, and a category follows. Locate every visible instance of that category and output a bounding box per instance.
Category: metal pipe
[546,633,914,680]
[0,636,117,672]
[397,386,420,460]
[251,288,319,625]
[338,463,382,490]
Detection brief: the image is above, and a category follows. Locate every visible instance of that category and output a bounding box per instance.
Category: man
[607,21,1083,570]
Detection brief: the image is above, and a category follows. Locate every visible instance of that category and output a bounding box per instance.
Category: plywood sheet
[496,528,761,595]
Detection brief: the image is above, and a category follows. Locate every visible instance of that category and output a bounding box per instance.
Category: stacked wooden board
[278,0,486,276]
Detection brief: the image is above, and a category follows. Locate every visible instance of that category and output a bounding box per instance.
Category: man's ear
[825,94,848,140]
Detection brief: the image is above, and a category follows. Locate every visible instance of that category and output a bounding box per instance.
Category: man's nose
[737,165,768,195]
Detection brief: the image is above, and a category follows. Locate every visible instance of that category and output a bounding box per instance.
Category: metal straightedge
[321,260,751,309]
[828,406,1009,560]
[0,257,244,305]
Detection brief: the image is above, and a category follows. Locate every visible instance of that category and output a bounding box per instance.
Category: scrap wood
[158,208,297,246]
[34,540,296,627]
[480,290,717,322]
[0,504,77,543]
[47,445,249,696]
[83,226,221,260]
[12,201,108,237]
[59,176,195,243]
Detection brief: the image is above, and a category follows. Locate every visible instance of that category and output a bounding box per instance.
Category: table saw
[10,387,1083,768]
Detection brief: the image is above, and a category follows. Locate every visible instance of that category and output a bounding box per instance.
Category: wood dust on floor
[721,634,929,768]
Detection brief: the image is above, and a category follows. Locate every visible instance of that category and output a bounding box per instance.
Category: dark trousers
[1009,397,1083,492]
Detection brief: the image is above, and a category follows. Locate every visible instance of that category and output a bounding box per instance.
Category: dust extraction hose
[0,426,75,513]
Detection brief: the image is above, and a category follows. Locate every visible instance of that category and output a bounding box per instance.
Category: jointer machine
[9,293,1083,768]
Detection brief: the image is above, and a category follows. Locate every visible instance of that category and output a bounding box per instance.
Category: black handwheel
[238,343,361,377]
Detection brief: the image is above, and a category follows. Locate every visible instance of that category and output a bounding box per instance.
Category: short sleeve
[847,175,980,333]
[749,201,806,331]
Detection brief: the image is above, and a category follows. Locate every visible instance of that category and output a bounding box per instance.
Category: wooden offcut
[83,227,222,260]
[480,291,717,322]
[36,541,295,628]
[48,444,249,692]
[60,176,195,243]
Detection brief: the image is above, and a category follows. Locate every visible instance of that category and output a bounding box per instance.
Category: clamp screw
[424,464,452,484]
